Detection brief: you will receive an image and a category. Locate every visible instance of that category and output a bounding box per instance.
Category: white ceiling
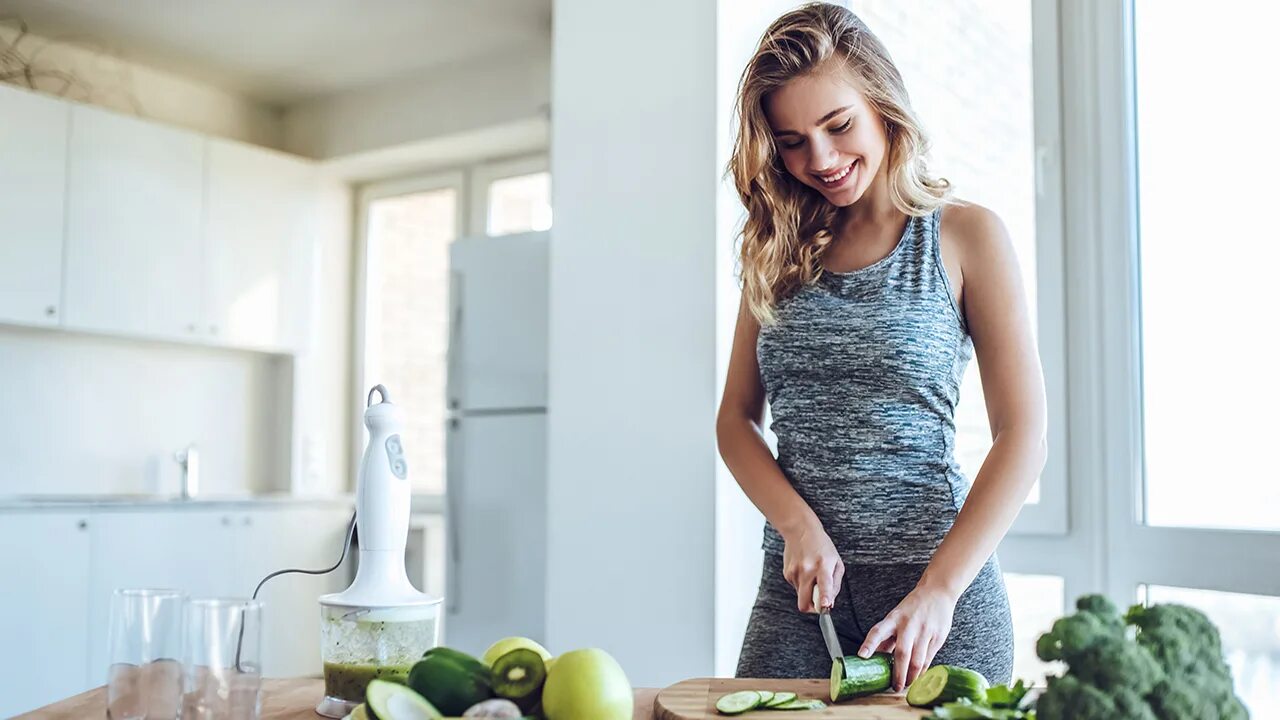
[0,0,552,105]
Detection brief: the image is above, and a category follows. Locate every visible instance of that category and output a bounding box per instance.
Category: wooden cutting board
[654,678,929,720]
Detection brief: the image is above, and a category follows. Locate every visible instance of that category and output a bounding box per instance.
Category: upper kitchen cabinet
[0,84,69,327]
[63,104,205,339]
[204,139,317,354]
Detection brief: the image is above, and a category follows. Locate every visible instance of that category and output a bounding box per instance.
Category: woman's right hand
[782,521,845,613]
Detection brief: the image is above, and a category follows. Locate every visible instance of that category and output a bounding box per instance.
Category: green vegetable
[907,665,990,707]
[1032,594,1250,720]
[714,690,762,715]
[490,648,546,708]
[755,690,775,705]
[769,698,826,711]
[763,691,796,707]
[830,653,892,701]
[407,647,494,716]
[365,679,442,720]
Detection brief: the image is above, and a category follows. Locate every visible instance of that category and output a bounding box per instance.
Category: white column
[547,0,719,686]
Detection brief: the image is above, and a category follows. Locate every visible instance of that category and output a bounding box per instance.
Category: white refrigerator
[443,230,549,656]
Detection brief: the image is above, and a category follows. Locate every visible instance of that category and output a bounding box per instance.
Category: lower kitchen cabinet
[0,504,353,716]
[0,512,92,717]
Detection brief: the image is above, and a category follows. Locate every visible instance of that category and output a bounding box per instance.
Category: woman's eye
[780,139,805,150]
[831,118,853,133]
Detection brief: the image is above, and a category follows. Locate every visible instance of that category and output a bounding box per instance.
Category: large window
[1133,0,1280,533]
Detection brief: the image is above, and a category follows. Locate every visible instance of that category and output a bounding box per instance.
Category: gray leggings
[736,552,1014,684]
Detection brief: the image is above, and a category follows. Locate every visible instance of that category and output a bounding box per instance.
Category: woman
[717,3,1047,692]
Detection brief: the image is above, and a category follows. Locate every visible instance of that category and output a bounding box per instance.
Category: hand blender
[316,385,442,718]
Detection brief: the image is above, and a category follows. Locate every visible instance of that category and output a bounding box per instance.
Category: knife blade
[813,585,845,662]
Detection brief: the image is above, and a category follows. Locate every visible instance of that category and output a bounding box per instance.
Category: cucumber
[755,690,775,705]
[366,679,442,720]
[905,665,990,708]
[830,653,893,701]
[763,691,796,708]
[407,647,494,716]
[490,648,546,708]
[770,698,827,711]
[714,690,762,715]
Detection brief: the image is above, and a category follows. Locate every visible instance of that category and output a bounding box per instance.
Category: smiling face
[763,67,889,208]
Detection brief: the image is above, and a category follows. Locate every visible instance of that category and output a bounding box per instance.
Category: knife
[813,585,845,662]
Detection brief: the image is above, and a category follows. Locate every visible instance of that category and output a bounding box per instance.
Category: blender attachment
[316,385,442,718]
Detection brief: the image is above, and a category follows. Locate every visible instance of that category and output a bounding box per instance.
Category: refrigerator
[443,230,549,655]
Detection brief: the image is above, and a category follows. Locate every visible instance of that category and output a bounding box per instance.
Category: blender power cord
[234,509,359,672]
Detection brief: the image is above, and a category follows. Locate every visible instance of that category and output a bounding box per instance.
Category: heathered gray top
[756,208,973,564]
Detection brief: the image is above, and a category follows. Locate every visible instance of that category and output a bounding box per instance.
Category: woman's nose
[808,136,840,172]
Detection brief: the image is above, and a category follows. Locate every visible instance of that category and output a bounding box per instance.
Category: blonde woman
[717,3,1047,690]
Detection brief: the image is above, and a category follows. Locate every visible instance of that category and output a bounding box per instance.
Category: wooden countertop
[18,678,663,719]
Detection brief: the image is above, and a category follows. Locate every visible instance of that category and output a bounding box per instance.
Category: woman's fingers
[892,625,917,692]
[858,616,895,659]
[906,631,933,689]
[796,573,817,613]
[924,633,946,669]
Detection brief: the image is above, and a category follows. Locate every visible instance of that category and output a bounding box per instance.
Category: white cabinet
[63,104,204,339]
[0,512,93,717]
[0,84,68,327]
[204,139,317,353]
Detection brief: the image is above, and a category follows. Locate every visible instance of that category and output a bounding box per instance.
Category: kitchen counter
[18,678,663,719]
[0,492,356,511]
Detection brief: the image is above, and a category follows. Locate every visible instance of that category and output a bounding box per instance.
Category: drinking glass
[182,598,264,720]
[106,588,186,720]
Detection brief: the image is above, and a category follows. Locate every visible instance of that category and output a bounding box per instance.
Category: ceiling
[0,0,552,105]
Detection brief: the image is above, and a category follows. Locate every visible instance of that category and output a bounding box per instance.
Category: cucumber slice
[763,691,796,708]
[490,648,546,706]
[366,679,442,720]
[715,690,762,715]
[769,698,827,711]
[755,690,775,705]
[830,654,892,701]
[905,665,990,708]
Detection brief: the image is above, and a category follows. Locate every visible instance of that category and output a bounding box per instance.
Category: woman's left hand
[856,584,958,692]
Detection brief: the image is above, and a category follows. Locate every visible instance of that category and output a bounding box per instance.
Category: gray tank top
[756,208,973,564]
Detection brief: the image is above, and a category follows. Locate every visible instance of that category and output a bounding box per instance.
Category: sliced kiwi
[490,648,546,706]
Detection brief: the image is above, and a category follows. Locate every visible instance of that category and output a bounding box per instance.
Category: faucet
[175,444,200,500]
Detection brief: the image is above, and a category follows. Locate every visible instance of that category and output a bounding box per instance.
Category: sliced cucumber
[905,665,990,708]
[715,690,762,715]
[769,698,826,711]
[366,679,442,720]
[830,654,892,701]
[763,691,797,708]
[755,690,775,705]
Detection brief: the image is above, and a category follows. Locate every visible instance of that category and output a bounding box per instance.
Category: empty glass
[182,598,263,720]
[107,588,186,720]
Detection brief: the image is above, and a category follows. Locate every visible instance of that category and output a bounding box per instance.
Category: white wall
[0,325,286,496]
[0,26,283,149]
[547,0,718,688]
[282,41,551,160]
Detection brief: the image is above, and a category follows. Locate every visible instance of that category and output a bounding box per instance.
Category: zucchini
[490,648,546,709]
[714,690,762,715]
[407,647,494,716]
[830,653,893,701]
[366,679,442,720]
[905,665,990,708]
[763,691,796,708]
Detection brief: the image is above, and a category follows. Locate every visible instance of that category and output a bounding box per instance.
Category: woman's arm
[717,294,844,613]
[859,204,1049,690]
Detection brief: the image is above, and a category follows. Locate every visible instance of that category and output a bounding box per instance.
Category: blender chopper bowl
[315,385,443,718]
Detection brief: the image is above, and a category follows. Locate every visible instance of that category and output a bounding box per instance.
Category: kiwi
[490,648,546,707]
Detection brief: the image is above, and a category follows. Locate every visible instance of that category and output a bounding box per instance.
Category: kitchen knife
[813,585,844,662]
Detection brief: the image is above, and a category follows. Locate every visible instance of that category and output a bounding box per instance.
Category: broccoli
[1034,594,1250,720]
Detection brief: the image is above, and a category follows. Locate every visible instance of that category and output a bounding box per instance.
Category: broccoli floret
[1034,596,1251,720]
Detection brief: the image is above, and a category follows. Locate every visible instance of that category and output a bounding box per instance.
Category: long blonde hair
[729,2,951,326]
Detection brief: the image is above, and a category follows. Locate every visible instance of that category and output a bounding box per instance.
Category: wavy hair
[728,2,952,325]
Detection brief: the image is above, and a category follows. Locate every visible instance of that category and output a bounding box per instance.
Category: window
[848,0,1066,527]
[1004,573,1065,685]
[1142,585,1280,717]
[358,174,464,494]
[1133,0,1280,532]
[468,156,552,237]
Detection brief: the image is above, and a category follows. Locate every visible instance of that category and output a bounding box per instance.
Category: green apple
[541,648,632,720]
[481,636,553,667]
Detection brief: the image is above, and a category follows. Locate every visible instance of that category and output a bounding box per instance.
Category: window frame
[466,154,551,237]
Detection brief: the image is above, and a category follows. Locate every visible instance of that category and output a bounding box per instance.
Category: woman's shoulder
[937,200,1014,262]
